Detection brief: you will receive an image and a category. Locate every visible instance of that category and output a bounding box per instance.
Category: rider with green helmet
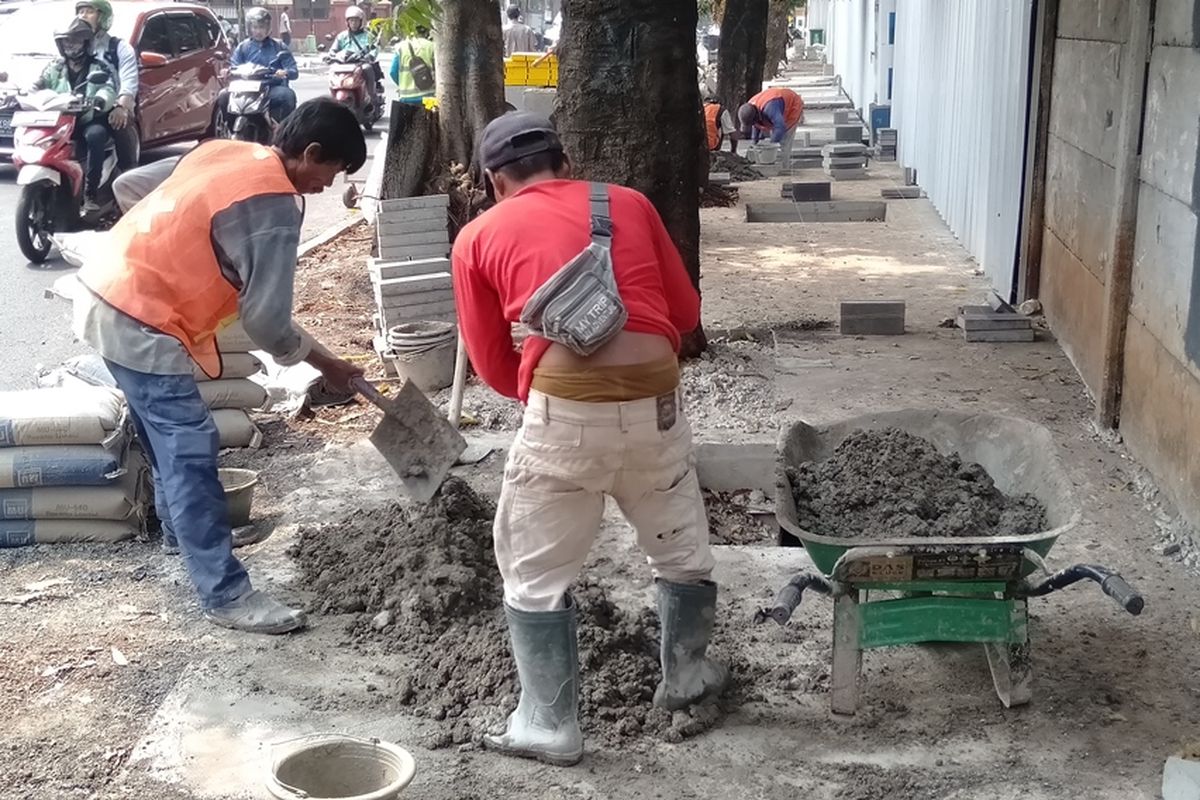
[75,0,140,170]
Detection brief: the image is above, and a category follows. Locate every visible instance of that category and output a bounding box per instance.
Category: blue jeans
[105,361,251,609]
[267,85,297,121]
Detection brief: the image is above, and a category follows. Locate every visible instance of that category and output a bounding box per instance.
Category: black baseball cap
[479,111,563,171]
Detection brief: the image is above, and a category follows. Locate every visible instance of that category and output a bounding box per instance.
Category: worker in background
[75,0,138,173]
[703,98,738,154]
[738,86,804,164]
[389,24,435,105]
[502,5,537,56]
[452,112,728,766]
[74,99,367,635]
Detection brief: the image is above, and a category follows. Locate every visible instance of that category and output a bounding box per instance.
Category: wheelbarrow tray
[775,408,1081,576]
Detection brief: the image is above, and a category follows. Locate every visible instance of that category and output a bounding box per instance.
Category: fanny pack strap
[589,182,612,248]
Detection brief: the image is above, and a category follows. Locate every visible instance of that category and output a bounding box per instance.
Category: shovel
[351,376,466,503]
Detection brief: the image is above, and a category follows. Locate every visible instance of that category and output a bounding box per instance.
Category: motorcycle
[225,60,282,144]
[324,49,383,132]
[12,85,119,264]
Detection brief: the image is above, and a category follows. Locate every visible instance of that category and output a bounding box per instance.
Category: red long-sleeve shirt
[451,179,700,403]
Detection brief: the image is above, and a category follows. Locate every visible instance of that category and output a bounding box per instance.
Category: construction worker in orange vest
[738,86,804,164]
[75,98,367,634]
[703,98,739,154]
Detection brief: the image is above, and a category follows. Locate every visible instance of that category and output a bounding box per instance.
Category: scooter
[324,49,383,132]
[12,85,119,264]
[225,60,281,144]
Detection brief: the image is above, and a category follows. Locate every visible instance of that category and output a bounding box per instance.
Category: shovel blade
[367,379,466,502]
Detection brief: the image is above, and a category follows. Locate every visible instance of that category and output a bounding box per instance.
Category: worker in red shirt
[452,112,728,766]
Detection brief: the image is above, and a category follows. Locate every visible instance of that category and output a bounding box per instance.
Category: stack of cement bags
[0,386,147,547]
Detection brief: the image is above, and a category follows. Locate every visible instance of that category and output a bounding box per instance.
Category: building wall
[1119,0,1200,526]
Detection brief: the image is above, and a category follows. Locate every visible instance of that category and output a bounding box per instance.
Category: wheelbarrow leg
[984,599,1032,708]
[830,589,861,715]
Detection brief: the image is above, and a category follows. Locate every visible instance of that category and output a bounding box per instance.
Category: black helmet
[55,17,95,62]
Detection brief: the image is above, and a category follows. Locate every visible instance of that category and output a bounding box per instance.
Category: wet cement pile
[785,428,1047,538]
[291,478,731,748]
[711,150,764,182]
[704,489,775,545]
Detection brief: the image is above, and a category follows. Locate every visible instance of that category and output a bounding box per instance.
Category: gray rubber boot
[483,596,583,767]
[653,579,730,710]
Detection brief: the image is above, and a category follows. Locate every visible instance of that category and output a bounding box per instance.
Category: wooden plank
[1017,0,1059,304]
[376,272,452,297]
[379,194,449,211]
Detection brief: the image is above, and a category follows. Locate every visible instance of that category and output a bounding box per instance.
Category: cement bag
[0,445,125,489]
[0,482,142,522]
[212,409,263,449]
[193,353,264,382]
[0,518,137,548]
[216,321,256,353]
[0,387,127,448]
[198,379,269,410]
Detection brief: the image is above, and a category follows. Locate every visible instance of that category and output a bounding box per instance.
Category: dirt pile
[291,480,731,748]
[711,150,764,182]
[704,489,774,545]
[785,428,1047,538]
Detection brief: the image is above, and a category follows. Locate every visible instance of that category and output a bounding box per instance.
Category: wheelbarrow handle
[1019,564,1144,616]
[1100,574,1144,616]
[754,572,832,626]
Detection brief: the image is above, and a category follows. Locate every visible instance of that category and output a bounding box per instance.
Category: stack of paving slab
[822,142,868,180]
[876,128,897,161]
[955,304,1034,342]
[371,194,456,371]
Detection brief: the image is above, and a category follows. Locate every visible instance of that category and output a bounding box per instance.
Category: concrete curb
[298,213,365,259]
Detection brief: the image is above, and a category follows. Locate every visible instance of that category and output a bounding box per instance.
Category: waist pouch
[519,182,628,356]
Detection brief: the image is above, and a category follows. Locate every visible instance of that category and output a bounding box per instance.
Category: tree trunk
[556,0,707,353]
[381,102,440,200]
[716,0,768,116]
[763,0,791,81]
[435,0,507,167]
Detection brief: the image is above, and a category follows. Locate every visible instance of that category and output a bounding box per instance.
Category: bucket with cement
[217,468,257,527]
[750,142,780,165]
[266,734,416,800]
[387,322,456,393]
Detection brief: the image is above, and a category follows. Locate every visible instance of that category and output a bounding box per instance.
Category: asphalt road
[0,73,382,389]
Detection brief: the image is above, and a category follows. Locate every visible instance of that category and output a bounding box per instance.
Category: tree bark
[381,101,440,200]
[716,0,768,115]
[763,0,791,81]
[556,0,707,353]
[434,0,507,167]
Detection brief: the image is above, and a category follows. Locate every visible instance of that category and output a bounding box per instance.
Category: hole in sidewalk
[746,201,888,223]
[705,488,776,545]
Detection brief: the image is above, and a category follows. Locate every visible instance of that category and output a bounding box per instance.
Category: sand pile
[785,428,1047,538]
[291,479,730,748]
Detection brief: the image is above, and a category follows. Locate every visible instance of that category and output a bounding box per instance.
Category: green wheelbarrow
[757,409,1144,715]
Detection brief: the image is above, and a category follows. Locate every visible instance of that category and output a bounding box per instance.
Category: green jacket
[333,29,377,60]
[389,36,435,100]
[33,57,116,124]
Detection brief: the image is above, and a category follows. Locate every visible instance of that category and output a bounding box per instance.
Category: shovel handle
[351,376,388,408]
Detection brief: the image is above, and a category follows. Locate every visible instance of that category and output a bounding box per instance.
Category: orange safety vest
[79,140,298,378]
[703,102,723,151]
[748,87,804,132]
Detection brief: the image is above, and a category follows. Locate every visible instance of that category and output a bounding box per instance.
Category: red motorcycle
[325,49,383,132]
[12,86,118,264]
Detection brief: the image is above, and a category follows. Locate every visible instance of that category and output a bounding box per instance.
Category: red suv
[0,0,229,162]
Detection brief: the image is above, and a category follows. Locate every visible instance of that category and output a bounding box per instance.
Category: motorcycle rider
[75,0,138,172]
[32,19,117,214]
[221,7,298,127]
[328,5,383,113]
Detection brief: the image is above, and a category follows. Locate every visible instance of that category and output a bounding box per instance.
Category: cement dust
[290,478,738,748]
[786,428,1047,538]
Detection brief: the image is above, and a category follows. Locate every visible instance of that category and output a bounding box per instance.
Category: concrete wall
[1039,0,1126,394]
[1119,0,1200,526]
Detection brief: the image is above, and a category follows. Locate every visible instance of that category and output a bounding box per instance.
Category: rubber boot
[483,596,583,766]
[653,579,730,711]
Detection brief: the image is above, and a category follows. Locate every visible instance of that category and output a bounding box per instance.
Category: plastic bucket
[387,322,457,393]
[266,735,416,800]
[752,143,780,165]
[217,468,258,527]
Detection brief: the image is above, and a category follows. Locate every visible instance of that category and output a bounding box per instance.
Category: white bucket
[752,143,780,165]
[266,735,416,800]
[387,321,457,393]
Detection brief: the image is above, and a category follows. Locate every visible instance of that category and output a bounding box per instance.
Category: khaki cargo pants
[495,388,715,612]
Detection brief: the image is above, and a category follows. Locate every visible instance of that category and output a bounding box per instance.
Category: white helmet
[245,6,271,34]
[345,5,365,21]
